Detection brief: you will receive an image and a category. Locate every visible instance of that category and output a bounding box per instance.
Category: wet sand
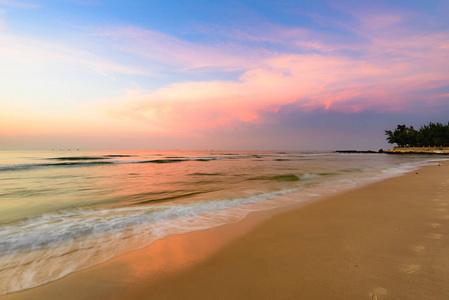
[3,162,449,299]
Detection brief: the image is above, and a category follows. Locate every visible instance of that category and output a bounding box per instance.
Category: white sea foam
[380,162,424,177]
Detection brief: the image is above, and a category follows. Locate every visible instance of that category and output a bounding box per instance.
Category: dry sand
[2,162,449,299]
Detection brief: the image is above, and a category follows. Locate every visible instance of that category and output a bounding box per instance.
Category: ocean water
[0,150,434,294]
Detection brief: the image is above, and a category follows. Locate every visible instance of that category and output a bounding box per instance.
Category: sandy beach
[2,161,449,299]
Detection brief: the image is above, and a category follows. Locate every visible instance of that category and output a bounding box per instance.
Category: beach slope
[132,163,449,299]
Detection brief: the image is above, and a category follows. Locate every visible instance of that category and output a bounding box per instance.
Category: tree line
[385,122,449,147]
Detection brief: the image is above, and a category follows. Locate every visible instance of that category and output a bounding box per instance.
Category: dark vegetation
[385,122,449,147]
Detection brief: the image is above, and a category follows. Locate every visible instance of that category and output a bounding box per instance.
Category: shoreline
[140,162,449,299]
[2,161,449,299]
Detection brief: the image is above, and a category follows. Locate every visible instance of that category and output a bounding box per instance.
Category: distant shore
[388,146,449,154]
[2,162,449,299]
[337,147,449,155]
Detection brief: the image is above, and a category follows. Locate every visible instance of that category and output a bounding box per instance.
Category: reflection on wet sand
[0,210,267,300]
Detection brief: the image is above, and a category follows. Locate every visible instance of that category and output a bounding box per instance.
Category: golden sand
[3,162,449,299]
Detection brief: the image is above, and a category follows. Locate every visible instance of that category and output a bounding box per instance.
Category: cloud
[0,32,145,77]
[107,14,449,134]
[96,26,267,73]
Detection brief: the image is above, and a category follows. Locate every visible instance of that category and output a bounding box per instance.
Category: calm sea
[0,150,434,294]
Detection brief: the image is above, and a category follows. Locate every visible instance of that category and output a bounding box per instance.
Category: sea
[0,150,437,294]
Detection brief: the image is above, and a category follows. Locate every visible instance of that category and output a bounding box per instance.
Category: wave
[123,190,213,206]
[189,172,224,176]
[49,156,110,161]
[380,161,429,177]
[50,155,136,160]
[140,159,186,163]
[0,187,304,294]
[297,173,320,180]
[0,158,217,172]
[0,153,337,172]
[0,189,290,253]
[247,173,319,182]
[248,174,301,182]
[0,161,114,171]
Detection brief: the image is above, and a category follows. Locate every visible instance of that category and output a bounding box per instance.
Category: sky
[1,0,448,150]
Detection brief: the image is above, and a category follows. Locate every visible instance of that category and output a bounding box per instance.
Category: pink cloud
[108,22,449,133]
[357,13,404,31]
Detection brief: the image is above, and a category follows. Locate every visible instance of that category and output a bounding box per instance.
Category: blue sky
[1,0,449,150]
